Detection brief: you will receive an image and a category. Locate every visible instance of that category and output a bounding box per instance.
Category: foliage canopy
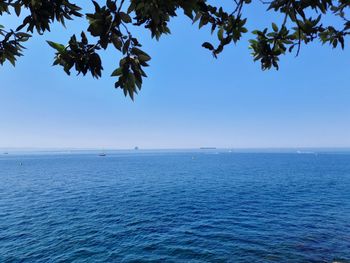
[0,0,349,99]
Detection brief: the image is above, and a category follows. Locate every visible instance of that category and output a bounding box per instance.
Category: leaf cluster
[0,25,30,66]
[48,32,103,78]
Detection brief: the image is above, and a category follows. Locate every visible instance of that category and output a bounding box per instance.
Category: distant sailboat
[297,150,315,154]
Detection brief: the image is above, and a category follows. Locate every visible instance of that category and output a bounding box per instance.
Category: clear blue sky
[1,3,349,149]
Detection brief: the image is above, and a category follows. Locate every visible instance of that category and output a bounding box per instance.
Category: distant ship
[200,147,216,150]
[98,153,106,157]
[3,152,9,155]
[134,146,139,150]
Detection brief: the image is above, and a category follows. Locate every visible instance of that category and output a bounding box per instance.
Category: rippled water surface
[1,152,350,262]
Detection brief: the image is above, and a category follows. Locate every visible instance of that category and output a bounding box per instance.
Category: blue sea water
[0,151,350,262]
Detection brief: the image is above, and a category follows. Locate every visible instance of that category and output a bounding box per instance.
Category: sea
[0,150,349,262]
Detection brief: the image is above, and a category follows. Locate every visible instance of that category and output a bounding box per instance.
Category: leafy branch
[0,0,349,99]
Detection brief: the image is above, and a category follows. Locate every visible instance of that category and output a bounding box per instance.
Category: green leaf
[16,32,31,38]
[272,23,278,32]
[202,42,214,50]
[46,41,65,52]
[218,28,224,41]
[111,67,123,76]
[106,0,116,11]
[14,3,21,16]
[92,1,101,12]
[138,54,151,62]
[193,12,201,24]
[119,12,132,23]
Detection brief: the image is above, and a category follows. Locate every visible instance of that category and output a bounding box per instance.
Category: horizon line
[1,146,350,152]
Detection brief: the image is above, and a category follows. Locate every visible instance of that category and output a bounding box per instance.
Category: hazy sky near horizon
[1,2,350,149]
